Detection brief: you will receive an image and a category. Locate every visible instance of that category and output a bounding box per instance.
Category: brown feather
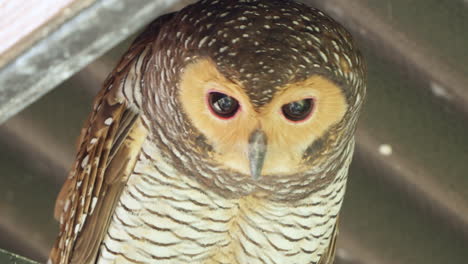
[71,116,147,263]
[49,12,176,264]
[318,216,339,264]
[49,86,147,264]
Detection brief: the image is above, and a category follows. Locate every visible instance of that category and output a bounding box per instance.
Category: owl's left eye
[281,98,315,122]
[208,92,240,119]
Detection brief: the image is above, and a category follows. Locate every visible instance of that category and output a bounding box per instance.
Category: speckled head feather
[156,0,365,107]
[130,0,367,200]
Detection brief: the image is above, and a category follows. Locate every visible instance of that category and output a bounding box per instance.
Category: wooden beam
[0,0,195,124]
[0,248,38,264]
[0,0,96,68]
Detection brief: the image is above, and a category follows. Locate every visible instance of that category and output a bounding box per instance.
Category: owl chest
[98,145,343,264]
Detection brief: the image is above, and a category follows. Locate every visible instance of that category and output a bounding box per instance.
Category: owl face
[179,58,348,179]
[142,0,365,193]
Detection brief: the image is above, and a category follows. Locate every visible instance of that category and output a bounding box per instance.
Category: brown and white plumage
[49,0,366,263]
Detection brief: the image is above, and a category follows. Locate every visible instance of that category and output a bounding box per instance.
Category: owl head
[140,0,366,198]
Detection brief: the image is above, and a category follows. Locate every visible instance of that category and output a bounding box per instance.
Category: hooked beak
[248,129,267,181]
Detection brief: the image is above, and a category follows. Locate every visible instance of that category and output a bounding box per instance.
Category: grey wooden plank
[0,249,38,264]
[0,0,97,68]
[0,0,195,124]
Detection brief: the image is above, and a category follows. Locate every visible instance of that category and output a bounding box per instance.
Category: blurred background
[0,0,467,263]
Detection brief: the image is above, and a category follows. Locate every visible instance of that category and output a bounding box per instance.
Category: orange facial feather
[179,59,347,176]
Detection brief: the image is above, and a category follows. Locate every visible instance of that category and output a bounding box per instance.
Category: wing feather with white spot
[48,82,147,264]
[48,13,177,264]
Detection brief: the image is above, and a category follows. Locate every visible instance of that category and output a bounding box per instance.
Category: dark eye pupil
[289,101,306,114]
[282,99,314,121]
[216,97,234,111]
[209,92,240,118]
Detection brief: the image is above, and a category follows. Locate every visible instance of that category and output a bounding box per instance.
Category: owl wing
[317,218,339,264]
[48,13,177,264]
[49,84,147,264]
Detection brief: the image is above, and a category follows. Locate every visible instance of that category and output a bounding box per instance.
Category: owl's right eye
[208,92,240,119]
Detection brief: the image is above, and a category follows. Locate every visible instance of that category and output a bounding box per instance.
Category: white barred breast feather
[97,139,352,264]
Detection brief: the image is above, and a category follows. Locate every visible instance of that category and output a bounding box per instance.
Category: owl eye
[282,98,315,122]
[208,92,240,119]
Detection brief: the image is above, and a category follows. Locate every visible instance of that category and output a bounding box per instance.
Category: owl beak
[248,129,267,181]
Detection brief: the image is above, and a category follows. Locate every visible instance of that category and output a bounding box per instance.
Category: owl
[48,0,366,263]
